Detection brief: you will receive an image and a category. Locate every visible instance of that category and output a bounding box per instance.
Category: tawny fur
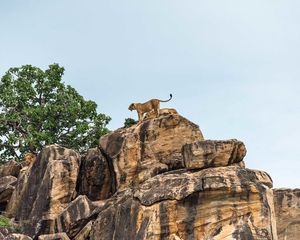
[143,108,178,120]
[24,152,36,165]
[128,94,172,122]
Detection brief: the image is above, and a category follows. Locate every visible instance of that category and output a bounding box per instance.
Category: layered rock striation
[0,112,288,239]
[273,188,300,240]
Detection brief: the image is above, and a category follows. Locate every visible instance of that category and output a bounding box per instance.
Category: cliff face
[91,167,276,240]
[273,189,300,240]
[0,112,286,239]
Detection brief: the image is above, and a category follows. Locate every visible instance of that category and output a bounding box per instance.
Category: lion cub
[143,108,178,120]
[128,94,172,122]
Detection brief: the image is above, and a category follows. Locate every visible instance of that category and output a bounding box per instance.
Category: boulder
[38,233,70,240]
[74,221,93,240]
[99,113,204,191]
[76,148,112,201]
[0,176,17,210]
[90,166,277,240]
[182,139,246,170]
[0,161,21,178]
[6,145,80,238]
[273,188,300,240]
[54,195,98,238]
[5,233,33,240]
[0,228,10,238]
[6,167,32,218]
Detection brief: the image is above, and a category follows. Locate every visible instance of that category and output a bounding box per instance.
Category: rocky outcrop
[99,114,204,191]
[0,161,21,178]
[90,166,277,240]
[54,195,98,238]
[0,176,17,210]
[273,188,300,240]
[5,233,33,240]
[182,139,246,170]
[76,148,112,201]
[74,221,93,240]
[6,145,80,238]
[38,233,70,240]
[1,112,291,239]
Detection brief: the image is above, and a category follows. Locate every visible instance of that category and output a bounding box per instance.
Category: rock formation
[273,188,300,240]
[99,114,204,191]
[76,148,112,200]
[6,145,81,238]
[0,112,297,239]
[0,160,21,178]
[91,166,277,240]
[0,176,17,211]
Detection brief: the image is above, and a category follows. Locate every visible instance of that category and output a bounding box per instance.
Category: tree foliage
[123,118,137,128]
[0,64,111,161]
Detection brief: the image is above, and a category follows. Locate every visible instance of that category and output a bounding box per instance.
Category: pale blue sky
[1,1,299,188]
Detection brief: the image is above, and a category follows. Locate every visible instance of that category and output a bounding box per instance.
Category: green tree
[0,64,111,161]
[123,118,137,128]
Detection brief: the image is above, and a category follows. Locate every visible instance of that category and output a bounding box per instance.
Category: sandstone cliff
[273,188,300,240]
[0,112,291,239]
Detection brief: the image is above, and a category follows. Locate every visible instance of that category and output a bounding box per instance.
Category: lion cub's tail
[159,94,173,102]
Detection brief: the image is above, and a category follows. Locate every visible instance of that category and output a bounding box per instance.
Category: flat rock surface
[38,232,70,240]
[182,139,246,170]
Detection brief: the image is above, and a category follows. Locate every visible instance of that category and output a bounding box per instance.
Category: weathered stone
[0,176,17,210]
[0,227,10,237]
[182,139,246,170]
[54,195,98,238]
[74,221,93,240]
[91,166,277,240]
[232,160,246,168]
[5,233,33,240]
[76,148,112,201]
[273,188,300,240]
[0,161,21,178]
[6,145,80,238]
[99,114,204,191]
[5,167,32,218]
[38,232,70,240]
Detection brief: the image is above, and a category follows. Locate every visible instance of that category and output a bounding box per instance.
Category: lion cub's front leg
[137,110,144,122]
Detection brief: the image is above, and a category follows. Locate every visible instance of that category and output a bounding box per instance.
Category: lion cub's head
[24,152,36,165]
[128,103,136,111]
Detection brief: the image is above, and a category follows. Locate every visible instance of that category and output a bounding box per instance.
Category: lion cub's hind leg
[154,101,160,117]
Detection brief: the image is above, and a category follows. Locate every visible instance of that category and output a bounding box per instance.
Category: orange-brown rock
[182,139,246,170]
[99,114,204,191]
[0,160,21,178]
[38,232,70,240]
[5,165,32,218]
[91,166,277,240]
[6,145,80,238]
[4,233,33,240]
[0,176,17,210]
[273,188,300,240]
[76,148,112,201]
[74,221,93,240]
[54,195,98,238]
